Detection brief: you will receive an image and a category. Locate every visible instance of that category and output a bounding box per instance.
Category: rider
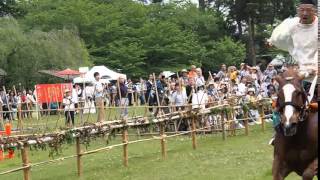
[267,0,318,145]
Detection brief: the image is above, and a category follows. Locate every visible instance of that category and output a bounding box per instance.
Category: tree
[0,17,90,87]
[11,0,245,79]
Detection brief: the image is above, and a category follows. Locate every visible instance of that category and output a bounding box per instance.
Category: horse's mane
[276,68,302,88]
[280,68,299,79]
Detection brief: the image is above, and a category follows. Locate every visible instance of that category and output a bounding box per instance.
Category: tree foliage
[0,17,90,87]
[12,0,244,79]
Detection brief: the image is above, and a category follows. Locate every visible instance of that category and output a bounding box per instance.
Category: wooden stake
[221,110,226,141]
[191,115,197,149]
[260,105,265,132]
[21,143,30,180]
[244,110,249,136]
[159,122,167,159]
[122,124,128,167]
[76,137,82,177]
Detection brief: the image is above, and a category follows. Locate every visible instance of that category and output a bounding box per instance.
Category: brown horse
[272,69,318,180]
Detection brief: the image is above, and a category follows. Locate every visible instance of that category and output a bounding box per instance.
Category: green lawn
[0,124,312,180]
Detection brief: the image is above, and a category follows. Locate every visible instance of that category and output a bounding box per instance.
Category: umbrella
[56,68,80,80]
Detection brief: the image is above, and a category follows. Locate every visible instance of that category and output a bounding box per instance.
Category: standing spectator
[207,81,219,102]
[239,63,250,81]
[93,72,104,122]
[1,90,9,120]
[229,66,238,85]
[216,64,227,81]
[72,84,79,113]
[192,85,208,110]
[188,65,197,78]
[237,77,247,96]
[185,77,196,103]
[117,76,128,117]
[8,91,18,120]
[180,69,189,87]
[171,84,187,110]
[263,64,277,80]
[20,90,28,118]
[26,90,35,118]
[63,89,75,127]
[126,79,133,106]
[195,68,205,88]
[145,74,154,112]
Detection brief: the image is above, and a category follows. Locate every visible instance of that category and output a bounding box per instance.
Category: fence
[0,97,273,180]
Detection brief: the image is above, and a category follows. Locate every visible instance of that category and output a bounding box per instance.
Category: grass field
[1,123,313,180]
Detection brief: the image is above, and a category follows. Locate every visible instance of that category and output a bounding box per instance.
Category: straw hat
[181,69,188,73]
[248,88,255,93]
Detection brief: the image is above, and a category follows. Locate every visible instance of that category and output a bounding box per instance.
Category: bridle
[277,80,309,122]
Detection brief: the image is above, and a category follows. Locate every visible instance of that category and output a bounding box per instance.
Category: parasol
[55,68,80,80]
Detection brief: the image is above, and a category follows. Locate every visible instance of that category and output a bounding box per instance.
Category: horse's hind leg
[302,158,318,180]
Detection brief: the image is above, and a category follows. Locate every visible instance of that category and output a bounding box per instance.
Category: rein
[277,79,310,122]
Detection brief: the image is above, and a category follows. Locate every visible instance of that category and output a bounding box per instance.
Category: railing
[0,97,273,180]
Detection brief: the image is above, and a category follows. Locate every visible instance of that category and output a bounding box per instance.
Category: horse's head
[274,69,307,136]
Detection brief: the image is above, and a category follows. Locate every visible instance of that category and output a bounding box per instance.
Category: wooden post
[244,110,249,136]
[21,143,30,180]
[221,110,226,141]
[159,122,167,159]
[122,118,129,167]
[231,109,236,136]
[76,137,82,177]
[191,115,197,149]
[260,105,265,132]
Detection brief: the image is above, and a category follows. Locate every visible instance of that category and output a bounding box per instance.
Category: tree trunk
[199,0,206,10]
[247,16,256,66]
[236,19,243,36]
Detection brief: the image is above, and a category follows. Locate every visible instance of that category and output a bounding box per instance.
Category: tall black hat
[300,0,317,6]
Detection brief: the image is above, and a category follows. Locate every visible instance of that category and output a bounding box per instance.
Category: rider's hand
[265,39,273,48]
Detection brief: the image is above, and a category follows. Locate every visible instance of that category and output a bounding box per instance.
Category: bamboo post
[159,122,167,159]
[191,114,197,149]
[76,137,82,177]
[122,120,129,167]
[260,104,265,132]
[231,109,236,136]
[221,109,226,141]
[117,78,129,167]
[153,73,161,116]
[21,143,30,180]
[244,110,249,136]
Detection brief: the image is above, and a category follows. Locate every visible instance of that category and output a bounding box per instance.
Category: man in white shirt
[268,0,317,78]
[267,0,318,145]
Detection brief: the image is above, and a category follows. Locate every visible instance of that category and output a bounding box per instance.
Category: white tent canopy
[73,66,126,84]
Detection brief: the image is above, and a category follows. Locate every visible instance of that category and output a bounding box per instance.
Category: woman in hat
[63,89,75,127]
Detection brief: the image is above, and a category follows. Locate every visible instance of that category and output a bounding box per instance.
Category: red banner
[35,83,72,104]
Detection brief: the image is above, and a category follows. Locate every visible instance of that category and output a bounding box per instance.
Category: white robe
[269,16,318,74]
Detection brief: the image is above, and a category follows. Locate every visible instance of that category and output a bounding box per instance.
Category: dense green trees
[15,0,244,79]
[0,18,90,87]
[1,0,296,85]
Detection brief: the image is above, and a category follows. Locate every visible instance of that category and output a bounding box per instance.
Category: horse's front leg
[272,156,290,180]
[302,158,318,180]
